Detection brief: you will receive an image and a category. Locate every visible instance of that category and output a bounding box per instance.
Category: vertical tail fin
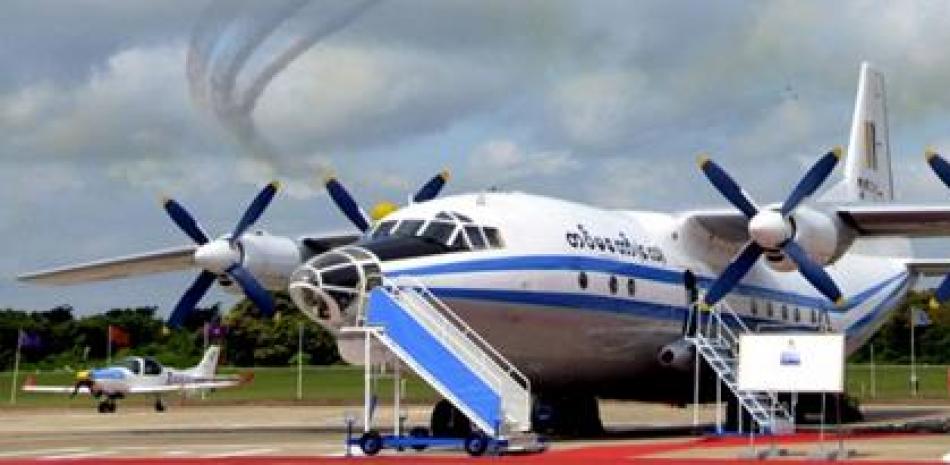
[840,62,894,202]
[193,345,220,378]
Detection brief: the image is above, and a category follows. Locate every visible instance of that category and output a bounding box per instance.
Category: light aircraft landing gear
[97,399,116,414]
[154,398,166,412]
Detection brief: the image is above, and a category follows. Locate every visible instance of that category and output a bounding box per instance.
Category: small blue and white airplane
[23,345,242,413]
[19,62,950,432]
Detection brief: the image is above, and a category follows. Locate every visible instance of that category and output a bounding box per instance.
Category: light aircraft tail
[822,61,894,203]
[192,345,221,378]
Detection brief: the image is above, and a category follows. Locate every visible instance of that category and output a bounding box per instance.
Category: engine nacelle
[231,232,301,291]
[657,340,694,371]
[763,206,854,272]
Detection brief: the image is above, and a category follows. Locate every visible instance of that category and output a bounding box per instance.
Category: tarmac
[0,401,947,463]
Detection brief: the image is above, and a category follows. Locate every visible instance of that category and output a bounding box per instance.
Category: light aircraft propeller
[162,182,280,327]
[325,171,451,232]
[924,149,950,308]
[697,148,845,309]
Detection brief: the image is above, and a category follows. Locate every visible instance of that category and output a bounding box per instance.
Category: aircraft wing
[683,204,950,245]
[127,379,241,394]
[17,245,197,285]
[21,385,80,394]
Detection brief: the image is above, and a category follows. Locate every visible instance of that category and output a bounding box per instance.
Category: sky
[3,0,950,316]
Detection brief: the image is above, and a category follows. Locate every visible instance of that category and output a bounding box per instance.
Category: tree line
[2,289,948,371]
[0,292,340,371]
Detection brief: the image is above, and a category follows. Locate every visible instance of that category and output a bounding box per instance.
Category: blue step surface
[367,288,501,432]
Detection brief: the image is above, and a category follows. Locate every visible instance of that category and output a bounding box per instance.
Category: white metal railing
[384,276,532,432]
[686,300,794,434]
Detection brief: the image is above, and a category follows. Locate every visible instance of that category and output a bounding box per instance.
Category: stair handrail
[386,275,531,392]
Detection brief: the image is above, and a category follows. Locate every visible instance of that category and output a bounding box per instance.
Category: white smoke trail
[186,0,381,183]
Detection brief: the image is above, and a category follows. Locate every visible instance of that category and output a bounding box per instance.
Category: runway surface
[0,403,947,463]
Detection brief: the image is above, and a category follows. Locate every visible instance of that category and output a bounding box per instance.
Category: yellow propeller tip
[439,169,452,181]
[696,154,711,169]
[696,302,712,312]
[929,297,940,311]
[323,174,337,185]
[269,180,281,191]
[159,196,172,207]
[925,147,939,161]
[831,146,843,159]
[834,297,847,308]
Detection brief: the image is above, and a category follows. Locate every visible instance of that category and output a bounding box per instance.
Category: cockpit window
[422,221,456,244]
[373,220,397,239]
[142,357,162,376]
[119,357,141,375]
[484,227,503,248]
[393,220,424,237]
[465,225,487,250]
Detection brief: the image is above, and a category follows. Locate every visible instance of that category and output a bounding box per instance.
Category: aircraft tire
[429,399,472,438]
[154,399,166,412]
[463,432,489,457]
[97,401,109,414]
[358,430,383,456]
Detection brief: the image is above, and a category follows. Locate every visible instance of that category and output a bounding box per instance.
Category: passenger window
[627,278,636,296]
[810,309,817,324]
[372,221,397,239]
[578,271,588,290]
[143,358,161,376]
[751,299,758,316]
[781,305,789,320]
[608,276,618,294]
[465,225,487,250]
[766,302,774,318]
[483,227,503,248]
[793,307,800,323]
[394,220,424,237]
[423,221,455,244]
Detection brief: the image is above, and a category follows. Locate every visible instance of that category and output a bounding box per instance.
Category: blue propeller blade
[926,150,950,188]
[227,264,275,316]
[698,156,759,218]
[782,240,844,306]
[702,241,764,307]
[326,177,370,232]
[413,170,450,203]
[168,271,216,328]
[933,276,950,304]
[231,181,280,241]
[780,148,842,216]
[163,199,209,245]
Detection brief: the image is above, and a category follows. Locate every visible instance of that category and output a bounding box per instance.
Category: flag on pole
[109,325,131,347]
[17,331,42,351]
[912,308,932,327]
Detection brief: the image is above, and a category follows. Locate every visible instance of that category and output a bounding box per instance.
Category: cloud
[467,139,580,185]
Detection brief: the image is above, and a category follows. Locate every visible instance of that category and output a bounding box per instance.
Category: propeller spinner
[697,148,846,309]
[325,170,450,232]
[162,182,280,327]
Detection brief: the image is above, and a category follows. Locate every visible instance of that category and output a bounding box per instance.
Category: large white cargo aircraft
[19,62,950,434]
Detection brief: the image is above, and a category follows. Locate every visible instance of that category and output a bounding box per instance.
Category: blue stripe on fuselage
[390,254,905,313]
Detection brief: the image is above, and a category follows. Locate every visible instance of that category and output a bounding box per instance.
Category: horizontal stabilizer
[18,245,197,285]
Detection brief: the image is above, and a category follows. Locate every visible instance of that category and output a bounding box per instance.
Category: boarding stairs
[685,302,795,435]
[357,276,533,441]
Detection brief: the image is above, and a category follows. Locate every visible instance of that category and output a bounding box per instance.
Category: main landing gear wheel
[97,400,116,414]
[464,432,490,456]
[358,430,383,456]
[430,399,472,438]
[154,399,166,412]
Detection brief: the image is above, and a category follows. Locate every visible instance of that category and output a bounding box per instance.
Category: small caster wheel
[359,430,383,456]
[409,426,429,451]
[464,432,489,456]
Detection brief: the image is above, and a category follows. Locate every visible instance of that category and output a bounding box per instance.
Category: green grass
[0,365,437,409]
[1,364,946,409]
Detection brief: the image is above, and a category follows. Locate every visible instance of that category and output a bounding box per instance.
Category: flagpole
[10,329,22,404]
[870,344,876,399]
[910,308,917,397]
[107,324,112,365]
[296,322,303,401]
